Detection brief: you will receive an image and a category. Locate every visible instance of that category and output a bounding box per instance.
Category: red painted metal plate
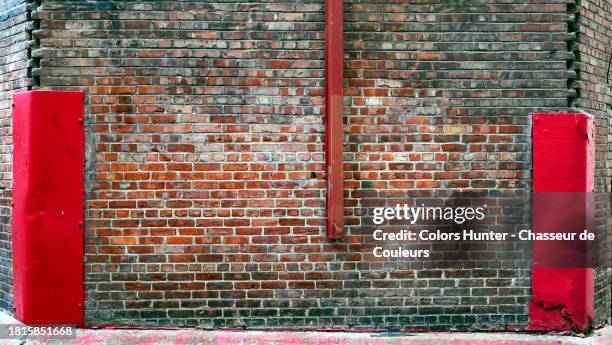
[12,90,85,325]
[529,113,595,332]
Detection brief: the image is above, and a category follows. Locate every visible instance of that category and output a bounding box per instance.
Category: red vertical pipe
[529,113,595,332]
[12,91,85,325]
[325,0,344,238]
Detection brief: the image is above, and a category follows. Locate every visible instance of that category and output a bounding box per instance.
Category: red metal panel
[529,113,595,332]
[532,113,594,193]
[325,0,344,238]
[12,91,85,325]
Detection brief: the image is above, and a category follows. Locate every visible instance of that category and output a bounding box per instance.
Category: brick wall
[9,0,606,330]
[0,0,34,315]
[32,0,573,330]
[573,0,612,326]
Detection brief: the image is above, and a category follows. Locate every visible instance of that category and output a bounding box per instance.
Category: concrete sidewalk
[1,312,610,345]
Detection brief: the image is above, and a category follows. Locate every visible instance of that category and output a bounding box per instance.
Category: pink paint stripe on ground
[0,313,609,345]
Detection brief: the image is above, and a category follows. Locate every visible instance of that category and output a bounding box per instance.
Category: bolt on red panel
[12,91,85,325]
[325,0,344,239]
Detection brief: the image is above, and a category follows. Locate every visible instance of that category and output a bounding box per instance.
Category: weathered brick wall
[0,0,34,314]
[26,0,600,330]
[573,0,611,326]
